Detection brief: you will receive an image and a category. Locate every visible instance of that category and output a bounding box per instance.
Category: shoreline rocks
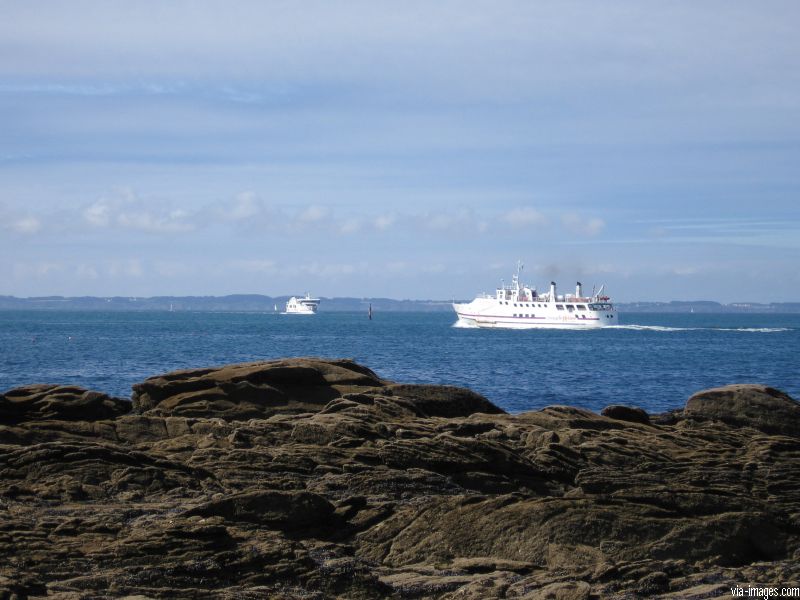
[2,359,800,599]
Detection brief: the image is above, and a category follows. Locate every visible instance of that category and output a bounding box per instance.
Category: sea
[1,310,798,414]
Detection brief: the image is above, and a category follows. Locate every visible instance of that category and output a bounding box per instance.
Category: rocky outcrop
[0,384,130,424]
[1,358,800,599]
[685,384,800,436]
[601,404,651,425]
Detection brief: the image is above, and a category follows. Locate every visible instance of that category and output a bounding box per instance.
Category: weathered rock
[684,384,800,436]
[131,358,389,419]
[0,384,130,424]
[1,360,800,599]
[183,490,336,531]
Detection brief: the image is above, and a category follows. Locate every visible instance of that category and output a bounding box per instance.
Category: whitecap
[451,318,479,329]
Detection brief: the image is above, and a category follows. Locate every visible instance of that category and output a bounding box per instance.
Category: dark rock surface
[600,404,651,425]
[2,358,800,599]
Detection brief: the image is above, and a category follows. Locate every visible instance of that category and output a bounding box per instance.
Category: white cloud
[386,261,409,272]
[3,2,797,111]
[296,205,330,224]
[10,216,41,234]
[83,189,195,233]
[561,212,605,236]
[225,191,262,221]
[12,261,63,278]
[84,201,111,227]
[75,264,99,279]
[339,218,361,235]
[107,259,144,278]
[374,214,395,231]
[422,210,485,234]
[500,207,547,229]
[116,210,194,233]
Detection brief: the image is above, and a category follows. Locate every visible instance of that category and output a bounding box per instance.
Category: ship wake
[607,325,789,333]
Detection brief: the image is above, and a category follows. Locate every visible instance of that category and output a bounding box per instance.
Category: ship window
[566,305,574,311]
[556,304,564,310]
[577,305,586,310]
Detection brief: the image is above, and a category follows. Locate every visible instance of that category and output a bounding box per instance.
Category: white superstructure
[283,293,320,315]
[453,263,616,329]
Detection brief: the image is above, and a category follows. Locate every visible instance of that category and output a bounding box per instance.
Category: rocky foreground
[1,359,800,599]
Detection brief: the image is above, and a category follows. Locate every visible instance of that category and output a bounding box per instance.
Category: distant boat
[453,261,617,329]
[368,303,372,320]
[283,293,320,315]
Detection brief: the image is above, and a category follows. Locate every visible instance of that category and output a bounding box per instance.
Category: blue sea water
[0,310,797,414]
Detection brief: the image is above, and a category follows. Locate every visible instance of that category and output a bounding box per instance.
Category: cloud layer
[1,2,799,300]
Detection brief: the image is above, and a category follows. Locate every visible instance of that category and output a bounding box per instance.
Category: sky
[1,1,799,302]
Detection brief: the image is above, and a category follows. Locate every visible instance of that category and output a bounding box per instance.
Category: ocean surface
[0,310,797,414]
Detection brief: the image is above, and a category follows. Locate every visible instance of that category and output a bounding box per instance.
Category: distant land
[1,295,799,313]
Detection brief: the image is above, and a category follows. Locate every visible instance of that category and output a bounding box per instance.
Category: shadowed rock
[184,490,336,531]
[601,404,651,425]
[382,384,504,418]
[0,384,130,424]
[2,360,800,599]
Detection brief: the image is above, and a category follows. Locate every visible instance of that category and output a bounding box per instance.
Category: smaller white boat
[283,293,320,315]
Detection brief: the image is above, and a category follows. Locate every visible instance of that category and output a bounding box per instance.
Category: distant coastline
[1,294,799,313]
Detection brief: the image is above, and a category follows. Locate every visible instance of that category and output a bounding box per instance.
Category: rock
[131,358,389,419]
[601,404,651,425]
[0,384,130,424]
[130,358,503,421]
[637,571,670,595]
[183,490,336,531]
[382,384,505,418]
[1,360,799,599]
[684,384,800,436]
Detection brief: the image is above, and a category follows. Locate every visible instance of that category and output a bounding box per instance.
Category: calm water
[0,310,797,413]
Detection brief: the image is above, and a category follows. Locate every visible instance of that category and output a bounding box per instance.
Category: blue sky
[1,1,799,302]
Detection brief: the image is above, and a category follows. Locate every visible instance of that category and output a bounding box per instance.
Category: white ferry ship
[453,264,616,329]
[283,293,320,315]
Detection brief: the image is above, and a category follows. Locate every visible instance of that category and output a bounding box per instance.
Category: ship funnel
[550,281,556,300]
[576,282,582,298]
